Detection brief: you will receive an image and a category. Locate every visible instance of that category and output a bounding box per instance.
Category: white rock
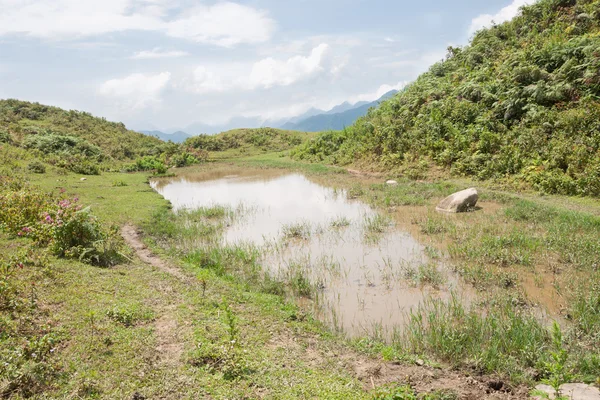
[386,180,398,186]
[436,188,478,213]
[80,178,87,181]
[533,383,600,400]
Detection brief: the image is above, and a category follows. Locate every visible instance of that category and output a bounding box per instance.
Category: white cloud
[99,71,171,109]
[468,0,536,36]
[190,43,331,93]
[166,3,275,47]
[349,82,408,104]
[248,43,329,88]
[0,0,275,47]
[131,48,189,59]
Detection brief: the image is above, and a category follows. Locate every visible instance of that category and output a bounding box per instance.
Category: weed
[541,322,572,397]
[403,294,550,381]
[223,301,240,346]
[372,384,416,400]
[363,213,391,234]
[402,263,446,288]
[106,303,154,327]
[112,180,128,187]
[282,221,312,240]
[330,216,351,228]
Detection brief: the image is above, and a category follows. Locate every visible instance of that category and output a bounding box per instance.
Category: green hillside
[0,99,163,159]
[293,0,600,196]
[0,99,200,175]
[185,127,315,158]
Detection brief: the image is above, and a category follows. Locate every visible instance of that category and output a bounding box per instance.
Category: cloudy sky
[0,0,533,132]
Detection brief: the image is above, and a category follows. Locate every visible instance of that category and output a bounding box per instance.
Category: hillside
[293,0,600,196]
[283,90,398,132]
[0,99,200,175]
[185,127,315,157]
[0,99,163,159]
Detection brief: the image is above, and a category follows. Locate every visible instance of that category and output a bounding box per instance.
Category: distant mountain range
[280,90,397,132]
[138,90,399,141]
[140,130,191,143]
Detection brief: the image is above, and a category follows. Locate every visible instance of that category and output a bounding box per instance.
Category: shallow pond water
[152,168,462,337]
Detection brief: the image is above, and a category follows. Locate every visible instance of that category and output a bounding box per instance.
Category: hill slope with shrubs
[292,0,600,196]
[0,100,202,175]
[185,127,315,158]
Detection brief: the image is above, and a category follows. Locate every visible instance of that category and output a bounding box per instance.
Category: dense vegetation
[0,99,202,175]
[185,128,314,156]
[293,0,600,196]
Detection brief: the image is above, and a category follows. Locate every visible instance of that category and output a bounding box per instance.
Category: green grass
[4,149,600,397]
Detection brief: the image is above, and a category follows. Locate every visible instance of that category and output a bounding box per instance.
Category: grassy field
[2,153,600,399]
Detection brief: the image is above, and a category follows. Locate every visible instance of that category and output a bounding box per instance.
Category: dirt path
[121,224,188,367]
[121,224,187,281]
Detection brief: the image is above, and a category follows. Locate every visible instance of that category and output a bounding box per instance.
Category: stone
[436,188,478,213]
[80,178,87,181]
[533,383,600,400]
[386,180,398,186]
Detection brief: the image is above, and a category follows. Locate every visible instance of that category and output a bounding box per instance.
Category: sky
[0,0,534,132]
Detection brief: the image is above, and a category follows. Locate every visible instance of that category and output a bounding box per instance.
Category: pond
[151,167,463,338]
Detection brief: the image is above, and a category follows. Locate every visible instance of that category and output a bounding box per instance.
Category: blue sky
[0,0,533,132]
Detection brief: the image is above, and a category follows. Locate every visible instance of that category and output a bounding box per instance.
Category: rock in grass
[533,383,600,400]
[386,180,398,186]
[436,188,478,213]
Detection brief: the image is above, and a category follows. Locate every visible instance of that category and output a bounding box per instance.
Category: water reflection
[152,168,461,337]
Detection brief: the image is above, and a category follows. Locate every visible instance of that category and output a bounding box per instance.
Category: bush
[171,151,199,168]
[0,128,11,144]
[123,155,168,174]
[0,178,122,266]
[23,133,102,158]
[27,161,46,174]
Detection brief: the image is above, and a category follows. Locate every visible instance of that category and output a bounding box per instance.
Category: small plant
[112,180,128,187]
[281,221,311,240]
[106,304,154,327]
[330,216,351,228]
[417,263,446,288]
[223,301,239,346]
[541,322,572,398]
[402,263,446,288]
[372,384,417,400]
[290,270,313,298]
[363,213,391,234]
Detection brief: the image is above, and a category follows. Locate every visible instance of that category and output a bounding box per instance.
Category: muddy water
[152,168,462,338]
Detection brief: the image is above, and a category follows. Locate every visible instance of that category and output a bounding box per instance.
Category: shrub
[27,160,46,174]
[123,155,168,174]
[0,128,12,144]
[23,133,102,158]
[0,178,123,266]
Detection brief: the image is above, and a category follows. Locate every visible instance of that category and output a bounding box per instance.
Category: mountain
[283,90,398,132]
[141,130,191,143]
[293,0,600,197]
[325,101,369,115]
